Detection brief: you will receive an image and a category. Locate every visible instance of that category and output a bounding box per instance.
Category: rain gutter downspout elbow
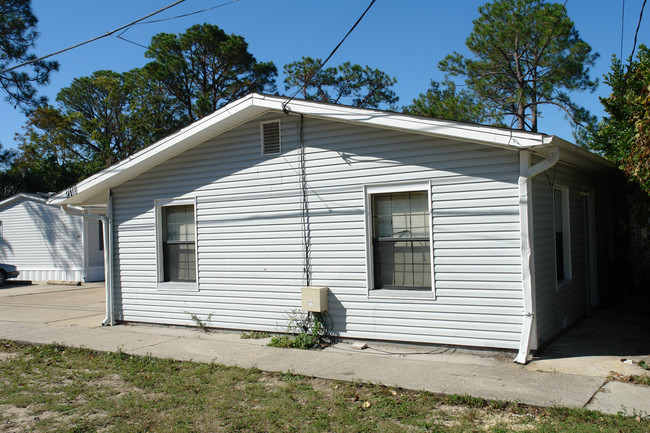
[514,143,560,364]
[61,201,114,326]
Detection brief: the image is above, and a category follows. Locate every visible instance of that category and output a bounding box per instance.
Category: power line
[116,0,241,38]
[629,0,647,66]
[621,0,625,60]
[282,0,376,113]
[0,0,187,75]
[137,0,240,25]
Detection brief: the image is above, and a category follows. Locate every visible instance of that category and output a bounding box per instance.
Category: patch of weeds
[281,370,307,381]
[268,310,331,350]
[445,394,487,408]
[185,311,213,333]
[240,331,270,339]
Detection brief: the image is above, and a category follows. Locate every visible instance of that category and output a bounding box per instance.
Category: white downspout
[514,143,560,364]
[62,199,114,326]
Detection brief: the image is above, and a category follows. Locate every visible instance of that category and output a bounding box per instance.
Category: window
[365,183,434,297]
[98,220,104,251]
[261,120,281,155]
[155,199,197,289]
[554,186,571,284]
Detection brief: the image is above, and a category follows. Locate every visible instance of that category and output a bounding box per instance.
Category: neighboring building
[49,94,620,362]
[0,193,104,282]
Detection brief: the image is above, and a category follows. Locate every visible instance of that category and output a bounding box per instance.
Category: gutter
[61,192,114,326]
[514,143,560,364]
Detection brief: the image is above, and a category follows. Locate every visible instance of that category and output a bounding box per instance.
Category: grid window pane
[372,191,431,290]
[162,205,196,282]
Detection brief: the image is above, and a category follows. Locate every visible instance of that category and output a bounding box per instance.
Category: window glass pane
[162,204,196,283]
[554,189,565,282]
[371,190,431,290]
[554,190,563,229]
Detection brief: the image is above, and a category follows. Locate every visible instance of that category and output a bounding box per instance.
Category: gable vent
[261,121,281,155]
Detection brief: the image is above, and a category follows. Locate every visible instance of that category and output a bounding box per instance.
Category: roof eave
[48,93,563,207]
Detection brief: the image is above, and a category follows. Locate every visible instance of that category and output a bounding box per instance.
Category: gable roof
[0,192,55,209]
[48,93,609,206]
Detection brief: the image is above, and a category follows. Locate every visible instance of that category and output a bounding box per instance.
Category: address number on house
[66,185,78,198]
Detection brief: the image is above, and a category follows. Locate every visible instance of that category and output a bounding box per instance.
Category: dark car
[0,264,19,286]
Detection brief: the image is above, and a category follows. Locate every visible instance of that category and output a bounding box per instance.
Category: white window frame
[553,186,572,289]
[155,197,199,291]
[364,181,435,300]
[260,120,281,155]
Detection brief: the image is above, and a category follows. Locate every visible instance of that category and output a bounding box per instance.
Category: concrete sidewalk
[1,282,649,417]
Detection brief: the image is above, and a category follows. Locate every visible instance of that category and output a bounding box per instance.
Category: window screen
[372,191,431,289]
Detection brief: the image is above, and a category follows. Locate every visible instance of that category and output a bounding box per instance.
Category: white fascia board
[0,193,48,208]
[49,94,266,206]
[48,93,556,207]
[270,95,549,149]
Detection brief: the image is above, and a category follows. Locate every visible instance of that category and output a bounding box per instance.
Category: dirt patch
[434,404,538,431]
[0,352,18,362]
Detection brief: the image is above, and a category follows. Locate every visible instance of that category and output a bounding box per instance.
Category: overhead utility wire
[282,0,376,113]
[115,0,242,48]
[629,0,647,68]
[0,0,187,75]
[135,0,240,25]
[621,0,625,60]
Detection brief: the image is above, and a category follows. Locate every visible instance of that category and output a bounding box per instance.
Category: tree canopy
[0,0,58,112]
[283,57,398,108]
[145,23,277,123]
[590,45,650,193]
[404,80,503,125]
[438,0,598,133]
[15,69,183,180]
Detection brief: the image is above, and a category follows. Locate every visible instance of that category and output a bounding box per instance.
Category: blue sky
[1,0,648,151]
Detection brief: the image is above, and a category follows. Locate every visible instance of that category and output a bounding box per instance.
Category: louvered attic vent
[261,121,281,155]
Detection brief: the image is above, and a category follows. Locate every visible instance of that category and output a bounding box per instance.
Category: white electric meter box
[301,286,329,312]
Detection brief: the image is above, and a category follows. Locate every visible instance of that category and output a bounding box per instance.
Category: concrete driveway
[0,281,649,415]
[527,292,650,378]
[1,281,649,378]
[0,282,105,328]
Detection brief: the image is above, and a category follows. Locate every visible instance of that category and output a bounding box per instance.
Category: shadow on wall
[25,200,81,269]
[538,290,650,359]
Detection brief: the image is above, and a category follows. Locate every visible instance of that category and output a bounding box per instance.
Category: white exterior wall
[84,218,105,282]
[532,161,614,346]
[111,114,524,349]
[0,198,84,281]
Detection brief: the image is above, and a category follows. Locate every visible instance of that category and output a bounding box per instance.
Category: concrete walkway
[1,282,649,417]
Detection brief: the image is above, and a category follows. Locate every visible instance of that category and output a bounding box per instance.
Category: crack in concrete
[583,379,608,408]
[440,365,483,393]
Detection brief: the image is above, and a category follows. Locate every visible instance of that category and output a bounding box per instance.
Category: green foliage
[590,45,650,193]
[1,340,650,432]
[12,69,183,187]
[145,23,277,123]
[438,0,598,133]
[186,311,213,333]
[240,331,271,339]
[268,310,329,350]
[284,56,398,108]
[0,0,58,112]
[404,80,503,125]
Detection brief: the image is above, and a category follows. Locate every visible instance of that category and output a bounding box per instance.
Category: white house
[48,94,619,362]
[0,193,104,282]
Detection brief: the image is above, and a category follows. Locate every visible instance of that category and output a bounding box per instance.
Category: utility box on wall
[301,286,329,312]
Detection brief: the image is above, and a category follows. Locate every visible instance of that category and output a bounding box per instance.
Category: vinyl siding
[84,218,105,281]
[532,160,615,347]
[0,198,84,281]
[111,113,524,349]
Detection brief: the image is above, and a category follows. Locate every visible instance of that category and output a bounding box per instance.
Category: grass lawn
[0,339,648,432]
